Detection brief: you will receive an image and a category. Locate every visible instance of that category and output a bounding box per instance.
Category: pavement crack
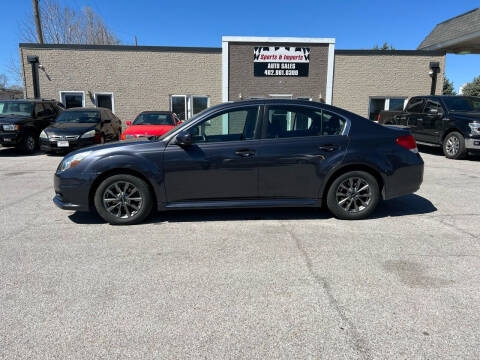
[284,225,372,360]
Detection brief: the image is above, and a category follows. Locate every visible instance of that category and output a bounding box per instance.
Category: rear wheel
[326,171,380,220]
[94,174,153,225]
[443,131,466,159]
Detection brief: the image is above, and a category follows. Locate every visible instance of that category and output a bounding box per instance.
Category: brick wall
[332,51,446,118]
[20,45,222,124]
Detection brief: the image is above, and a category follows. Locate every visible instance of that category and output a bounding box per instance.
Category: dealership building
[18,8,479,124]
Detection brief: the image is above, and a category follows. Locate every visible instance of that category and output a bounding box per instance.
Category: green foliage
[462,75,480,97]
[372,42,395,50]
[442,75,456,95]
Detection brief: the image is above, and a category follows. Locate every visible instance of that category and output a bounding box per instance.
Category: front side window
[442,97,480,112]
[56,111,100,124]
[265,106,346,138]
[186,107,259,143]
[134,113,175,126]
[0,102,33,116]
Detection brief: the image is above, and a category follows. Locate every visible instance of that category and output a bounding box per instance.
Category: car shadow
[67,194,436,225]
[418,145,480,161]
[0,147,44,157]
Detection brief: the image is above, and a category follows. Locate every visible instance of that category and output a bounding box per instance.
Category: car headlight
[125,134,135,139]
[469,122,480,136]
[40,130,48,139]
[2,124,19,131]
[57,151,92,172]
[81,130,96,138]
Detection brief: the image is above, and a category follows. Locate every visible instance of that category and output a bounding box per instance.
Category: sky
[1,0,479,92]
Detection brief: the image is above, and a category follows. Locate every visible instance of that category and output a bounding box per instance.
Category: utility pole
[134,35,138,46]
[32,0,44,44]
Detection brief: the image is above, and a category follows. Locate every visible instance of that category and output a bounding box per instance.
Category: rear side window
[423,99,443,114]
[406,98,425,113]
[264,106,346,139]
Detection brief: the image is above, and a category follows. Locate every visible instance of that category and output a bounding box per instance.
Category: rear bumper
[383,154,424,200]
[41,138,96,152]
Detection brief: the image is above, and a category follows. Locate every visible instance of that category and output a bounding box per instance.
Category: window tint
[0,102,33,116]
[187,107,259,143]
[133,113,175,125]
[265,106,346,138]
[34,103,45,117]
[424,99,443,114]
[43,103,55,116]
[406,98,424,113]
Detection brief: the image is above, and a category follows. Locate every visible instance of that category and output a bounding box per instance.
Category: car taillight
[396,135,418,153]
[376,114,380,122]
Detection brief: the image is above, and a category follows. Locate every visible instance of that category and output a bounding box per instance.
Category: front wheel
[443,132,467,160]
[326,171,380,220]
[94,174,153,225]
[18,132,37,154]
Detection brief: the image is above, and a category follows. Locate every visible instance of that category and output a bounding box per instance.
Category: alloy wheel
[335,177,371,213]
[102,181,143,219]
[445,135,459,156]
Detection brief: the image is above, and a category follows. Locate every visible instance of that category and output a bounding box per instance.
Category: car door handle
[318,144,339,152]
[235,149,256,157]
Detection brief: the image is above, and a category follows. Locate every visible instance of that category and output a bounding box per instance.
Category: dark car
[40,107,122,153]
[53,99,423,225]
[377,95,480,159]
[0,99,63,153]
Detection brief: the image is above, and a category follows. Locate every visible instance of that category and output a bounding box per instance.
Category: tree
[461,75,480,97]
[442,75,456,95]
[373,42,395,50]
[0,74,8,89]
[21,0,120,45]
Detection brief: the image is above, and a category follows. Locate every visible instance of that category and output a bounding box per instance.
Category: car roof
[0,98,57,103]
[63,107,101,112]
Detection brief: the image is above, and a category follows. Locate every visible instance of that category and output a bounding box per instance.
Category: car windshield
[56,111,100,123]
[133,113,175,125]
[442,97,480,112]
[0,102,33,116]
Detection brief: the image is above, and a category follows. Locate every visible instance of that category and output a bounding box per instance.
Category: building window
[60,91,85,109]
[171,95,210,120]
[192,96,209,116]
[171,95,187,120]
[95,92,114,113]
[368,97,407,121]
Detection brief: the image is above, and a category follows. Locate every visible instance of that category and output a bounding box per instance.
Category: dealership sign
[253,46,310,77]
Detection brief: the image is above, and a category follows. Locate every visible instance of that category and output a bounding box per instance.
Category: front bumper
[465,138,480,151]
[53,171,93,212]
[0,132,20,146]
[40,137,96,152]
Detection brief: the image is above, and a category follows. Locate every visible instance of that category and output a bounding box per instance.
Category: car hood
[0,115,30,124]
[123,124,175,136]
[449,112,480,122]
[46,122,97,135]
[67,138,168,158]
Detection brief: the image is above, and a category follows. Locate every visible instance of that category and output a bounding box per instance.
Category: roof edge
[222,36,336,44]
[18,43,222,53]
[335,49,445,56]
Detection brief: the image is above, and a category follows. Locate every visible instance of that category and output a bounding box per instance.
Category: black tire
[326,171,380,220]
[117,130,122,141]
[443,131,467,160]
[18,132,37,154]
[94,174,153,225]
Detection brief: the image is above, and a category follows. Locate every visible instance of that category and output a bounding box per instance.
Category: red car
[120,111,181,140]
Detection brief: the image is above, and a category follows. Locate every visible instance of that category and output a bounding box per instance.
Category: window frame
[59,91,85,108]
[260,103,350,140]
[94,92,115,113]
[368,96,408,120]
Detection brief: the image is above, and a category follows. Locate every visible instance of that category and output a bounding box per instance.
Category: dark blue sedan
[53,99,423,225]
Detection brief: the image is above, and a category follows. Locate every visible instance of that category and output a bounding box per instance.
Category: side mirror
[126,121,131,126]
[175,131,193,147]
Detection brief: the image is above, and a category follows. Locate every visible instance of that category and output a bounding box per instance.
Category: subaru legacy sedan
[53,99,423,225]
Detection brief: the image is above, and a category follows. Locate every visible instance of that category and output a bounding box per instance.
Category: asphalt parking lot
[1,146,479,359]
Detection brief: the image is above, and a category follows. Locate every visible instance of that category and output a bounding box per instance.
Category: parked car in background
[40,107,122,153]
[377,95,480,159]
[0,99,63,153]
[53,99,423,225]
[120,111,181,140]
